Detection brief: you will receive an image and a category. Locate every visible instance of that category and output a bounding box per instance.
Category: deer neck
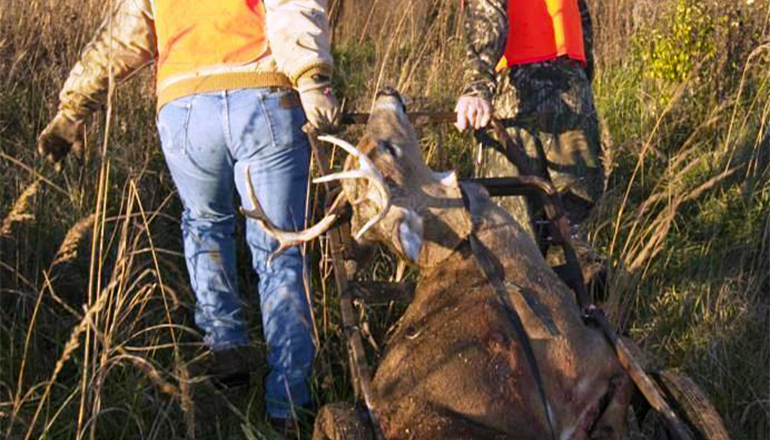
[412,180,474,270]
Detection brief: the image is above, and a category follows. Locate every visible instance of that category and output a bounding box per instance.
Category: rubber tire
[638,369,730,440]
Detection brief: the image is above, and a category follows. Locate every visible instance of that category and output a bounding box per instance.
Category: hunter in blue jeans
[36,0,339,430]
[158,88,316,418]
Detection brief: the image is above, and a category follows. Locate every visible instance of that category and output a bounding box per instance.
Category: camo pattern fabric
[461,0,601,236]
[460,0,595,100]
[482,59,604,231]
[460,0,508,101]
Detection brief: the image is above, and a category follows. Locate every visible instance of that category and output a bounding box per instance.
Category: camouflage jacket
[460,0,595,101]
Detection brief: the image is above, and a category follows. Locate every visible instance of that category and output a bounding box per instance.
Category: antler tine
[317,135,362,158]
[317,135,392,239]
[240,133,393,257]
[317,135,384,180]
[242,164,266,220]
[354,210,387,240]
[241,165,344,265]
[313,169,369,184]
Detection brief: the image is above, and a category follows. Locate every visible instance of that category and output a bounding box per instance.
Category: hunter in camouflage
[456,0,604,238]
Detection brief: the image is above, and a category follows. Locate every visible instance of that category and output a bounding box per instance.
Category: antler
[241,165,346,265]
[316,135,391,239]
[240,135,391,264]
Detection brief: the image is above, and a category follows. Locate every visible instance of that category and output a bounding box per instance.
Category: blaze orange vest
[154,0,290,107]
[497,0,586,71]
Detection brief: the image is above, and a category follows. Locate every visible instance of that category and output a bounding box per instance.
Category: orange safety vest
[154,0,289,106]
[497,0,586,71]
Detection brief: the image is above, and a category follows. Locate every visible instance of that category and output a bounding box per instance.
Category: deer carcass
[244,89,635,440]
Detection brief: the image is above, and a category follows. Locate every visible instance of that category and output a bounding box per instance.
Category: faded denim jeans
[157,88,314,418]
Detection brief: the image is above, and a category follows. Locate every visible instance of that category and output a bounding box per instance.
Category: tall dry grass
[0,0,768,439]
[585,2,770,438]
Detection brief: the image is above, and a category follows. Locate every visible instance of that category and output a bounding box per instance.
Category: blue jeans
[157,88,314,418]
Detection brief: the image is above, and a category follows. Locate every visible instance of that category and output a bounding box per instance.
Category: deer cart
[302,111,730,440]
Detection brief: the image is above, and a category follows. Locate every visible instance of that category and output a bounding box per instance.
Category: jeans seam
[181,96,194,155]
[222,91,234,151]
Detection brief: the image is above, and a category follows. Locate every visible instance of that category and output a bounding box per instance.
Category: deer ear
[397,208,423,264]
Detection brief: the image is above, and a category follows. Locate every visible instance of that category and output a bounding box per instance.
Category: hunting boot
[269,416,300,439]
[209,345,255,388]
[268,404,317,439]
[191,346,258,439]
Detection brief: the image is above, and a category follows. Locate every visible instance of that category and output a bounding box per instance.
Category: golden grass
[0,180,41,238]
[0,0,768,439]
[50,214,96,268]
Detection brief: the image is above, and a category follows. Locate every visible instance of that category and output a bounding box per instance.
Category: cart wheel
[635,370,730,440]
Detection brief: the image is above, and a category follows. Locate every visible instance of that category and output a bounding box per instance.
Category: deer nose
[376,87,399,98]
[375,87,408,113]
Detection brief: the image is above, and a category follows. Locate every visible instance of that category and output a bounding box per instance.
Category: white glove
[297,74,340,133]
[454,95,492,132]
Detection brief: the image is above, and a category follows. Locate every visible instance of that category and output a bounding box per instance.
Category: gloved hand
[297,74,340,133]
[454,95,492,132]
[37,112,84,171]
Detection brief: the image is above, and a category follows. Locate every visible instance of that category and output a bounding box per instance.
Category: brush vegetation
[1,0,768,439]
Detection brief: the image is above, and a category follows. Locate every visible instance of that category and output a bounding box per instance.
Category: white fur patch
[433,170,458,187]
[399,209,423,263]
[375,100,405,114]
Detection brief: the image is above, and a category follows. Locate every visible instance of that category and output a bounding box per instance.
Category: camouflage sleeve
[58,0,156,122]
[578,0,595,82]
[460,0,508,101]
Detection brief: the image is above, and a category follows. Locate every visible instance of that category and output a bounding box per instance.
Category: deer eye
[378,141,401,158]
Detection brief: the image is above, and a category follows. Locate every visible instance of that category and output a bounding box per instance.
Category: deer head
[243,88,473,269]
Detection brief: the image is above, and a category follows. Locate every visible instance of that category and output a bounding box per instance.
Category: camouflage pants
[477,58,604,238]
